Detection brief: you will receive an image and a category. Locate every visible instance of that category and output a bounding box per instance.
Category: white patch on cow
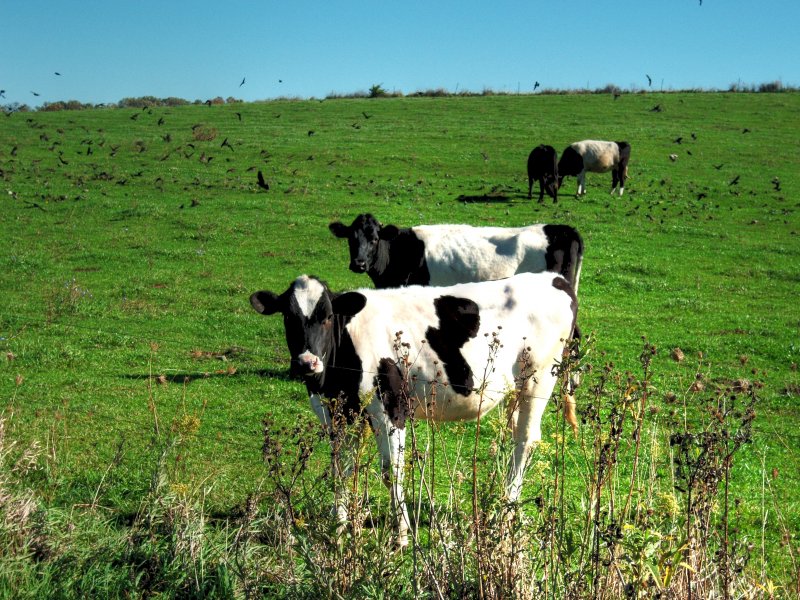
[291,274,325,318]
[298,350,324,374]
[412,224,550,286]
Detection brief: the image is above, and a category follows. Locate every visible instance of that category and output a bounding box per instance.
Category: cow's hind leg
[506,366,559,502]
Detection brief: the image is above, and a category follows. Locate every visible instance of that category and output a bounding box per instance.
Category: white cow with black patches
[329,213,584,294]
[250,272,578,548]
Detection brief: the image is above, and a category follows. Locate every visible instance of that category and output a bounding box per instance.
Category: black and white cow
[557,140,631,196]
[328,214,583,294]
[527,144,559,202]
[250,272,578,547]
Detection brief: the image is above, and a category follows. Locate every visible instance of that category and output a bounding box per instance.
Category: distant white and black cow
[250,272,577,547]
[328,214,583,294]
[557,140,631,196]
[527,144,559,202]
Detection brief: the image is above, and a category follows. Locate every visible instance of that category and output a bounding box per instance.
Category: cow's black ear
[332,292,367,317]
[379,225,400,240]
[328,221,349,238]
[250,291,283,315]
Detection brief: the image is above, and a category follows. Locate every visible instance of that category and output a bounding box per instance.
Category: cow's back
[347,272,575,421]
[572,140,620,172]
[411,224,550,285]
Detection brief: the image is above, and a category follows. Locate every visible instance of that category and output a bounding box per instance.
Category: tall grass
[1,338,792,598]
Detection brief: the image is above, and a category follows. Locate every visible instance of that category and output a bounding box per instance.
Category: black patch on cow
[542,224,584,288]
[425,295,480,396]
[551,277,578,335]
[613,141,631,189]
[557,145,584,177]
[308,312,364,423]
[371,227,430,288]
[376,358,409,429]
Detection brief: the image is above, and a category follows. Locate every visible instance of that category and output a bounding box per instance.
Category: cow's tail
[564,392,578,434]
[569,231,584,296]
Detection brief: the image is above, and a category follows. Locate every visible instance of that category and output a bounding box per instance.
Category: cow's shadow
[455,187,529,204]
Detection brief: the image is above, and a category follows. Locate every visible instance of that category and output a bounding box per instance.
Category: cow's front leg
[577,171,586,196]
[311,394,362,528]
[374,416,409,548]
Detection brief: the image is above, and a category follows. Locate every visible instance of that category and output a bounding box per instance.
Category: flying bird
[646,74,652,87]
[256,170,269,191]
[0,90,6,98]
[31,91,40,96]
[533,81,540,91]
[239,77,246,87]
[54,72,61,76]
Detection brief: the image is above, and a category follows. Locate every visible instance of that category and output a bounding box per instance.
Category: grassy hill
[1,92,798,597]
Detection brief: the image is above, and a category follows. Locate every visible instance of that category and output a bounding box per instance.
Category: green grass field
[1,92,799,597]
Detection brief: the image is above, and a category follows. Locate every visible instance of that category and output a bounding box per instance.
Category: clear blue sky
[2,0,798,107]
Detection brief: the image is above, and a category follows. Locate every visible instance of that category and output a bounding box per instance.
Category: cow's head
[543,174,559,199]
[250,275,366,381]
[329,214,398,274]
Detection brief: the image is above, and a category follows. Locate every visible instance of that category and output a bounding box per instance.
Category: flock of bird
[0,77,785,223]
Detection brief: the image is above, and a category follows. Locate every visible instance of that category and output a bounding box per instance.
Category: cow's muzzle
[297,351,325,375]
[350,259,367,273]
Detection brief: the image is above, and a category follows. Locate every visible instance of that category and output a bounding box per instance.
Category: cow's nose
[351,259,367,272]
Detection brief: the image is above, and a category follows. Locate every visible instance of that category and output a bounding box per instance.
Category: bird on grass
[729,175,740,186]
[257,170,269,191]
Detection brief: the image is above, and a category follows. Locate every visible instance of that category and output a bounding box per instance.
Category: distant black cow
[328,214,583,293]
[558,140,631,196]
[527,144,559,202]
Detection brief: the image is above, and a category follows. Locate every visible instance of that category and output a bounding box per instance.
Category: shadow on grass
[120,367,293,385]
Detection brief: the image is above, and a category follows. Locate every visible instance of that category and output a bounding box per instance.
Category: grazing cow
[558,140,631,196]
[250,272,577,547]
[328,214,583,294]
[527,144,559,202]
